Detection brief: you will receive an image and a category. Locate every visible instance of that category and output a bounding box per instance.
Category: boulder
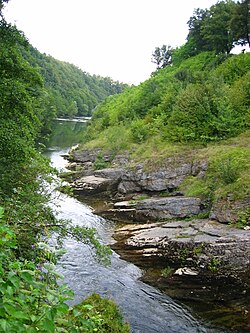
[210,198,250,224]
[72,175,116,195]
[69,148,101,163]
[94,168,124,181]
[134,197,201,221]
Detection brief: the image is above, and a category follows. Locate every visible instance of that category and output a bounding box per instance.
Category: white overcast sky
[4,0,218,85]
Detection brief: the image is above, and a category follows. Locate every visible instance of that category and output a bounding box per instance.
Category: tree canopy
[21,46,128,118]
[152,0,250,69]
[231,0,250,48]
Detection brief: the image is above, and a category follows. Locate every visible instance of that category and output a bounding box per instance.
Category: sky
[4,0,218,85]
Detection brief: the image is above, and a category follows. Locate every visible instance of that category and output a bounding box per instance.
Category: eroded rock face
[113,219,250,271]
[135,197,201,221]
[72,175,117,195]
[94,168,124,180]
[69,148,102,163]
[118,159,193,194]
[95,197,202,222]
[210,198,250,224]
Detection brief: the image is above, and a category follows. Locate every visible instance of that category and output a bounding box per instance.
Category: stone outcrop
[67,149,208,196]
[72,175,116,195]
[95,197,202,222]
[113,219,250,271]
[210,198,250,224]
[118,157,207,194]
[66,148,249,227]
[134,197,201,220]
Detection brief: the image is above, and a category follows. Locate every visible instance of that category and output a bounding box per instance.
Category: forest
[22,46,127,118]
[0,0,249,331]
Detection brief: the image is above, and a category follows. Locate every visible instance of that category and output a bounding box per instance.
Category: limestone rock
[210,198,250,224]
[72,175,115,195]
[135,197,201,221]
[174,267,198,276]
[113,219,250,271]
[94,168,124,181]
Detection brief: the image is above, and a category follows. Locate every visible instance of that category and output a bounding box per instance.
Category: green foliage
[209,150,248,185]
[0,20,43,195]
[161,266,174,278]
[180,142,250,215]
[208,257,221,272]
[130,119,150,143]
[66,293,130,333]
[21,46,128,118]
[234,208,250,229]
[230,0,250,48]
[81,51,250,154]
[201,1,236,54]
[151,45,174,69]
[93,154,110,170]
[186,0,244,56]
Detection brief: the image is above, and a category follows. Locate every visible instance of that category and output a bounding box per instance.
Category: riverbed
[45,119,227,333]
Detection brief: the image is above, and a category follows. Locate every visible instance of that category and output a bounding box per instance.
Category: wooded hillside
[21,46,127,118]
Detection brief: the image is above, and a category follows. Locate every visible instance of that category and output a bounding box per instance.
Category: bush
[130,119,150,143]
[66,293,130,333]
[209,149,249,185]
[0,208,128,333]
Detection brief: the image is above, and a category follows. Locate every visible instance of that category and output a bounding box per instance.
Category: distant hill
[21,45,128,118]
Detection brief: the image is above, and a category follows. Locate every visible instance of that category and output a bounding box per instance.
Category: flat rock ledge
[112,219,250,274]
[98,196,202,222]
[71,175,119,195]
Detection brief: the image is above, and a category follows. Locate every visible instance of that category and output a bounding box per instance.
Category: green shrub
[93,154,109,170]
[161,266,174,278]
[209,149,249,185]
[130,119,150,143]
[67,293,130,333]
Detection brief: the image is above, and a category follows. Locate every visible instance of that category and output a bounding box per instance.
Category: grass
[78,126,250,222]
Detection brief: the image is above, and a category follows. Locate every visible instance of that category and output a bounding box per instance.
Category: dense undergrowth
[79,51,250,227]
[83,51,250,148]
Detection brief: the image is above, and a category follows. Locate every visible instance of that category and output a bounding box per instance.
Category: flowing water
[45,119,225,333]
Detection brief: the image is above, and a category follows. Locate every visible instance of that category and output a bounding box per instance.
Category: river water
[45,119,224,333]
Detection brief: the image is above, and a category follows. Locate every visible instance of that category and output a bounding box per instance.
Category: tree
[201,0,237,54]
[187,8,210,54]
[151,45,174,69]
[186,1,241,55]
[231,0,250,48]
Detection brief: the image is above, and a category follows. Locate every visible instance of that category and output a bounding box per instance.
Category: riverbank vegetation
[80,0,250,227]
[1,0,249,331]
[0,1,129,331]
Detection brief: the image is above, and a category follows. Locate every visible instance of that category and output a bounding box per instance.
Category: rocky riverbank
[64,147,250,331]
[65,147,250,270]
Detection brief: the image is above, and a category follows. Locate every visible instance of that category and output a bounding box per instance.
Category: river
[45,119,225,333]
